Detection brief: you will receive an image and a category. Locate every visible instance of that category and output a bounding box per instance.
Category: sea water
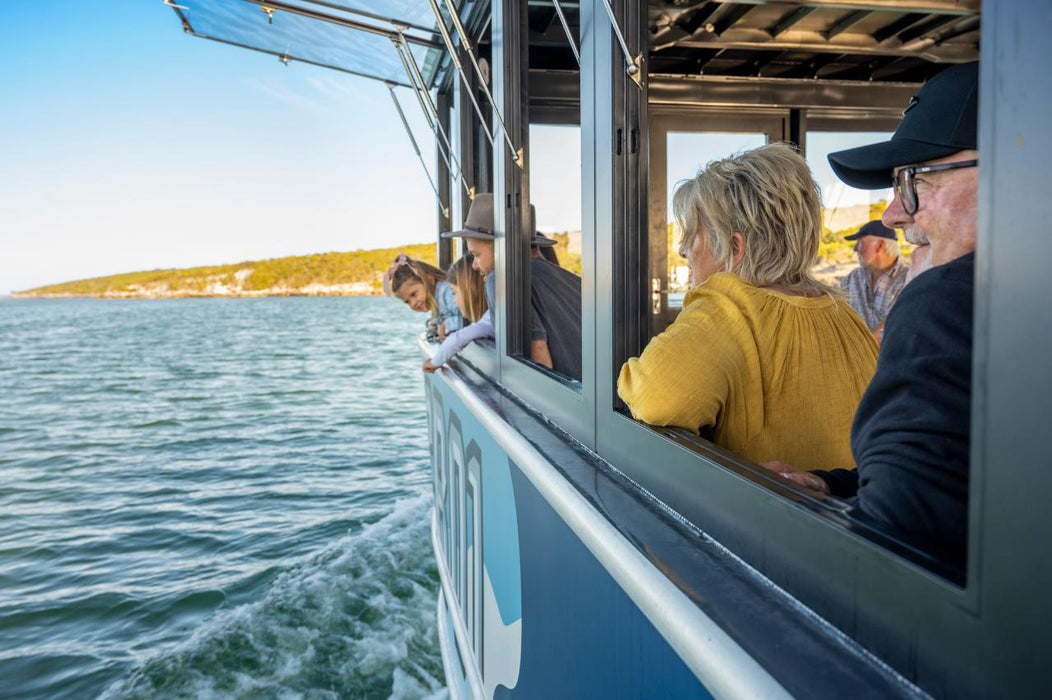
[0,297,445,699]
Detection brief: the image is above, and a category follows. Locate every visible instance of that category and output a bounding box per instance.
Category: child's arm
[424,311,495,371]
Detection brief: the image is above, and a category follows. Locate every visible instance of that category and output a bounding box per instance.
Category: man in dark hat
[441,194,582,381]
[766,62,979,573]
[841,220,910,342]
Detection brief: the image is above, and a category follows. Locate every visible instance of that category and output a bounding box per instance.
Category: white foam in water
[100,493,448,700]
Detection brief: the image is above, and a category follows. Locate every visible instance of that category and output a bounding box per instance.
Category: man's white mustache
[904,227,930,246]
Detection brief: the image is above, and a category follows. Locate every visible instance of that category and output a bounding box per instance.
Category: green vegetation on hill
[20,203,906,298]
[18,244,438,298]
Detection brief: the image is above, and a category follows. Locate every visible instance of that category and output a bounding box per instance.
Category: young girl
[384,254,462,339]
[423,254,493,372]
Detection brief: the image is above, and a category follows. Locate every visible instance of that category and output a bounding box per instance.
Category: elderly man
[441,194,582,381]
[841,220,909,342]
[766,62,978,572]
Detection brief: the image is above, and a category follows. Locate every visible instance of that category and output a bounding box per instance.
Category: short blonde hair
[673,142,835,296]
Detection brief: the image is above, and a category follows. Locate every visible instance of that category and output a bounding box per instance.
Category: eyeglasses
[892,159,978,215]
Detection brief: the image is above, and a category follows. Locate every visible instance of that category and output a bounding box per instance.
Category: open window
[648,112,783,337]
[598,0,978,591]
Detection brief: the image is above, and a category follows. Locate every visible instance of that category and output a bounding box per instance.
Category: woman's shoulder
[683,273,750,305]
[684,273,831,313]
[678,275,760,331]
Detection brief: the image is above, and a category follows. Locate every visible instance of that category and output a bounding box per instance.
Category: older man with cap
[440,194,582,381]
[765,62,979,572]
[841,219,910,342]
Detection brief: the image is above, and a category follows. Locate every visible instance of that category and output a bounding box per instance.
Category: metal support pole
[428,0,524,168]
[439,0,524,167]
[386,83,449,219]
[392,39,473,199]
[424,0,496,144]
[552,0,581,66]
[395,29,475,199]
[598,0,644,87]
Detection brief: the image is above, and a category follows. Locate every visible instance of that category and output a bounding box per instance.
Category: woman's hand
[422,359,439,373]
[760,461,831,495]
[438,321,447,340]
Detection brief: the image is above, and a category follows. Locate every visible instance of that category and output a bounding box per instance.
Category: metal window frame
[594,0,987,687]
[647,108,789,335]
[489,0,596,448]
[440,0,1052,694]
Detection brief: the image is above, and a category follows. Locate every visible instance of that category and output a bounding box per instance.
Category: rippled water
[0,297,444,699]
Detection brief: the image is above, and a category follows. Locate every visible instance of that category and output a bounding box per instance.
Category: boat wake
[100,493,447,700]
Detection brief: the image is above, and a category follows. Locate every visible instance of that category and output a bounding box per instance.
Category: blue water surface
[0,297,445,700]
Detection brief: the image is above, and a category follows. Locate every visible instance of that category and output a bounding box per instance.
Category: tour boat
[166,1,1050,697]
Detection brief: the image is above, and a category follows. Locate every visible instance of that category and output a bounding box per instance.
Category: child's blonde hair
[447,255,488,323]
[385,254,447,315]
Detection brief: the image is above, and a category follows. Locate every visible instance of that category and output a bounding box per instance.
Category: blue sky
[0,0,441,294]
[0,1,890,295]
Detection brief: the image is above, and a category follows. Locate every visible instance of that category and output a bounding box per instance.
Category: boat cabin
[166,1,1051,697]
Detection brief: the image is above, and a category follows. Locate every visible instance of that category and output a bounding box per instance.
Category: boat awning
[166,0,454,88]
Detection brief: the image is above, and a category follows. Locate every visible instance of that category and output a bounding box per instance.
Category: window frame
[487,0,596,449]
[648,108,789,336]
[592,0,978,647]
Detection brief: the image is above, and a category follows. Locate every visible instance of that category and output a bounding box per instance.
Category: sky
[1,0,443,294]
[0,1,891,295]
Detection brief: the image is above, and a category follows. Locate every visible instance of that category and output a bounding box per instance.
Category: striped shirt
[841,257,910,330]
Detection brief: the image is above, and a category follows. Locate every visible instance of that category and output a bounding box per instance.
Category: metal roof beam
[930,16,981,45]
[296,0,439,38]
[768,7,816,38]
[711,4,756,37]
[778,52,840,79]
[896,14,957,43]
[699,0,977,14]
[669,30,977,62]
[238,0,443,50]
[679,2,721,36]
[873,13,928,43]
[823,10,869,40]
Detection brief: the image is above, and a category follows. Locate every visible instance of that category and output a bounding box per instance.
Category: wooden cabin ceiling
[523,1,979,82]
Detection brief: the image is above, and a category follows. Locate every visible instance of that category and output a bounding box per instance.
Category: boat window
[613,111,969,582]
[804,131,900,287]
[502,1,584,388]
[646,113,784,339]
[663,132,767,312]
[519,122,583,384]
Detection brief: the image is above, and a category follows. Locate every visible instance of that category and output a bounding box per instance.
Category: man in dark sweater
[442,194,582,380]
[764,62,980,570]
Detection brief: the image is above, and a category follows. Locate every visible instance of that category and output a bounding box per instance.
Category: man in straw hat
[442,194,582,381]
[765,62,979,571]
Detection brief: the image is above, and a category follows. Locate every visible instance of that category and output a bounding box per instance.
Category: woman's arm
[616,305,735,432]
[427,311,495,369]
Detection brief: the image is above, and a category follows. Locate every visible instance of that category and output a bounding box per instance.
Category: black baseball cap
[828,62,979,190]
[845,220,897,241]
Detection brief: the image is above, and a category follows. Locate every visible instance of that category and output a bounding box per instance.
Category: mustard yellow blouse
[617,273,878,470]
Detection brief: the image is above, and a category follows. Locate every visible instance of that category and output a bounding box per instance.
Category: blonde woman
[617,143,878,470]
[423,255,494,372]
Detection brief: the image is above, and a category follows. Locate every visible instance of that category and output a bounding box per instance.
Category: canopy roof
[527,0,980,82]
[167,0,454,87]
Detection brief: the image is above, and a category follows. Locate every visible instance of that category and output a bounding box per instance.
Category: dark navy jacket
[818,253,974,569]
